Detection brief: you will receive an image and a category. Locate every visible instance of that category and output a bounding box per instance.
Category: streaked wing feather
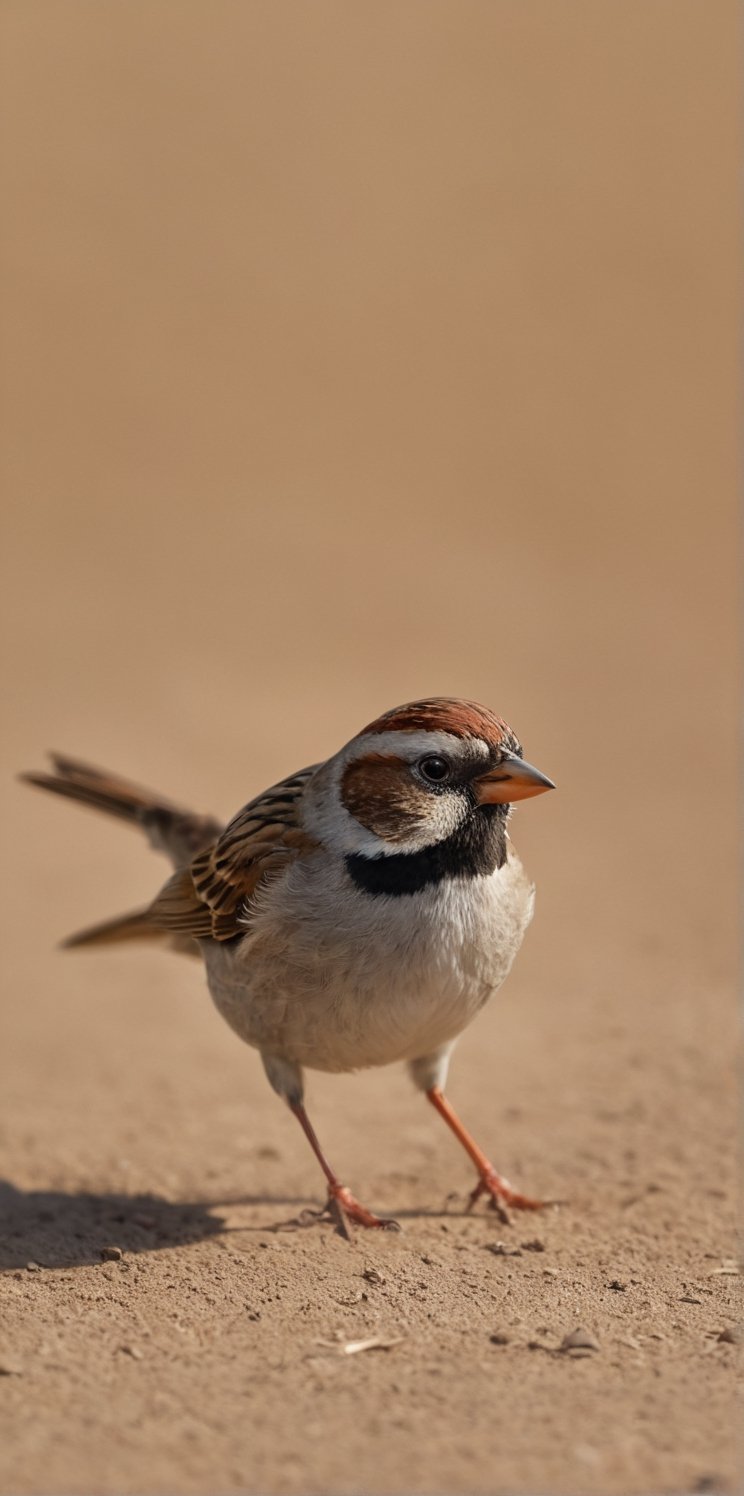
[148,765,319,942]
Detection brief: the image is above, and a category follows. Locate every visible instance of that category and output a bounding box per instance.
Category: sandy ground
[0,4,740,1494]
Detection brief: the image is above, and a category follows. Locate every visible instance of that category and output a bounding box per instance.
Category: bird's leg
[426,1086,546,1221]
[289,1101,400,1236]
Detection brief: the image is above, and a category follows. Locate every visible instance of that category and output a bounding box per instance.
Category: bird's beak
[474,754,555,805]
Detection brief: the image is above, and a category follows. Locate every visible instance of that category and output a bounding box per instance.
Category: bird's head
[303,698,554,880]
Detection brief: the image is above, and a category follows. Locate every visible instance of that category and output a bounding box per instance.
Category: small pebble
[100,1245,123,1262]
[362,1267,385,1285]
[118,1344,144,1360]
[489,1332,510,1346]
[560,1328,600,1353]
[607,1280,627,1292]
[0,1360,23,1376]
[521,1239,546,1253]
[26,1262,41,1273]
[485,1242,522,1257]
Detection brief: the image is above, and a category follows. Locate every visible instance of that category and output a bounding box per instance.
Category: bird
[22,696,555,1236]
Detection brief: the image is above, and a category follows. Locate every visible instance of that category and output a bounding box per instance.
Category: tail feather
[20,755,222,866]
[62,907,200,957]
[62,908,161,949]
[21,753,223,955]
[21,767,159,826]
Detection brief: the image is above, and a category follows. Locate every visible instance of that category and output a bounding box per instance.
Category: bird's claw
[467,1170,548,1224]
[326,1185,401,1238]
[275,1187,401,1239]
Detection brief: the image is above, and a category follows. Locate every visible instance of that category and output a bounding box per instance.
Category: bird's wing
[148,766,320,942]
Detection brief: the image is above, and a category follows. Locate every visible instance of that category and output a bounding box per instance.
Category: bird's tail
[20,753,222,952]
[62,908,166,949]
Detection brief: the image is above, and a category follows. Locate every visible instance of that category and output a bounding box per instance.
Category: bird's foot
[467,1169,548,1226]
[326,1185,401,1240]
[274,1185,401,1239]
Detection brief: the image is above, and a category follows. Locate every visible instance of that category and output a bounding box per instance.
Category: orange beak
[474,754,555,806]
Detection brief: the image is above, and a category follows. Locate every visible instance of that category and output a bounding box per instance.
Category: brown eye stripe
[341,754,429,843]
[361,697,510,743]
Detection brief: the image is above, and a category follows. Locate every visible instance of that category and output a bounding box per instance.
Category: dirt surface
[0,4,740,1494]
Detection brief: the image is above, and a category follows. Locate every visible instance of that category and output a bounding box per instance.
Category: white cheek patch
[303,760,392,858]
[302,731,491,858]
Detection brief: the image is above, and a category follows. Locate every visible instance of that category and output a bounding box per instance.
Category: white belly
[202,851,534,1074]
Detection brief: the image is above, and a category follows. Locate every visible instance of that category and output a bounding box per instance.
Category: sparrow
[22,697,555,1236]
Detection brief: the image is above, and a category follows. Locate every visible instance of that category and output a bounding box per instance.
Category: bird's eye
[418,755,451,784]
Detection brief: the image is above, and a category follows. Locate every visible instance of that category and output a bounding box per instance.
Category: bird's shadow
[0,1180,312,1270]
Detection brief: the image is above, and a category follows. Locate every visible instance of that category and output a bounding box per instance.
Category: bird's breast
[203,848,535,1073]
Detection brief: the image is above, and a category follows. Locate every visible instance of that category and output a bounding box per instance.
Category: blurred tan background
[0,5,739,1495]
[1,0,738,961]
